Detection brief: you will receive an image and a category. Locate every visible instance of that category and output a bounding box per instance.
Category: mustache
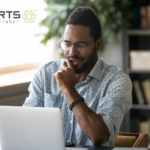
[66,56,80,60]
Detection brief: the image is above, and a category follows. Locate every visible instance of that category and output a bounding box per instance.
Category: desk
[71,145,113,150]
[70,145,149,150]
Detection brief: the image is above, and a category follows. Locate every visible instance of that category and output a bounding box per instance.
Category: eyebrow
[63,40,87,44]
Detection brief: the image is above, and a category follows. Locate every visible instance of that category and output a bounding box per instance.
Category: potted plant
[36,0,132,56]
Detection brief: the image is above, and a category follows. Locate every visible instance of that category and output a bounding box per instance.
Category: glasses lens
[61,41,72,50]
[75,43,86,50]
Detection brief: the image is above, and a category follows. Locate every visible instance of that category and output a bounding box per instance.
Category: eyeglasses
[59,40,94,51]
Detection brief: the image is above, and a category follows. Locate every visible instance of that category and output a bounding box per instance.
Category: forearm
[64,88,109,146]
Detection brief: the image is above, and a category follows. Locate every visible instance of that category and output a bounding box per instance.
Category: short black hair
[64,6,101,42]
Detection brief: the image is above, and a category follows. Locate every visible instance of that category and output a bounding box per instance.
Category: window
[0,0,60,69]
[0,0,61,86]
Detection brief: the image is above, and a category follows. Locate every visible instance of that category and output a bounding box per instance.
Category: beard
[67,46,97,74]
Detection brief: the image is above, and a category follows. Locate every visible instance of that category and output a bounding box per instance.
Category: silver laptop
[112,147,150,150]
[0,106,66,150]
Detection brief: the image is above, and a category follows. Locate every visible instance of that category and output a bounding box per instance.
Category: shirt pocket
[44,92,64,109]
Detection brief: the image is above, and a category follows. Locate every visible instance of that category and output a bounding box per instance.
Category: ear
[96,38,102,51]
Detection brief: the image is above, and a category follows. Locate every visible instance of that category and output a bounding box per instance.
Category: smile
[69,59,81,66]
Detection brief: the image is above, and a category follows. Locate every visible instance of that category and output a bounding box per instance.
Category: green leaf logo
[22,10,36,23]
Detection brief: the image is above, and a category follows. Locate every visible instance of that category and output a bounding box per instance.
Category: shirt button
[70,120,72,123]
[67,140,70,143]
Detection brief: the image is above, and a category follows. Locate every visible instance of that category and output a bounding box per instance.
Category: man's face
[63,25,98,74]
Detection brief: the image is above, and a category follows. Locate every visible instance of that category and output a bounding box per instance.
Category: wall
[99,32,123,70]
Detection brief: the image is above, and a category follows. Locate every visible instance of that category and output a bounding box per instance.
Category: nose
[68,44,79,56]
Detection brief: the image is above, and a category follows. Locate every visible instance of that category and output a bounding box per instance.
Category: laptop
[112,147,150,150]
[0,106,67,150]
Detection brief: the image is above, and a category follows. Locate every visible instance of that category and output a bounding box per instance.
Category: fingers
[60,64,67,70]
[64,59,74,69]
[54,70,63,81]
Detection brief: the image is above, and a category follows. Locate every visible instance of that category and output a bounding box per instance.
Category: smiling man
[23,7,132,147]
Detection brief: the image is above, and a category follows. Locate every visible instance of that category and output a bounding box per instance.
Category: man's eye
[77,43,86,48]
[64,43,71,47]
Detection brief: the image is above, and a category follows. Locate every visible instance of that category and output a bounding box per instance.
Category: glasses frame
[59,40,94,51]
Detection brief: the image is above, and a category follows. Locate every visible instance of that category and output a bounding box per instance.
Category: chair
[114,132,148,147]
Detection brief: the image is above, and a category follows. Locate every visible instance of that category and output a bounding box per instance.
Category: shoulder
[37,59,64,74]
[32,59,64,82]
[101,58,122,76]
[43,59,63,70]
[100,58,132,89]
[101,58,130,80]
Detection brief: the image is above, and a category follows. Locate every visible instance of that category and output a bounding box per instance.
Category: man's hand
[54,59,79,93]
[54,59,109,146]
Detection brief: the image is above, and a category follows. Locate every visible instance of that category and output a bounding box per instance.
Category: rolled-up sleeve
[97,71,132,146]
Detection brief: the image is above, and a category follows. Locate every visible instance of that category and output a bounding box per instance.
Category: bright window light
[0,0,59,68]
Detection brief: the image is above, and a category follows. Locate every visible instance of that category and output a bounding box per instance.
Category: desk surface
[72,145,113,150]
[72,145,149,150]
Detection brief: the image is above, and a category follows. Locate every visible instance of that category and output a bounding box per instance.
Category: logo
[0,10,36,24]
[22,10,36,23]
[0,11,20,18]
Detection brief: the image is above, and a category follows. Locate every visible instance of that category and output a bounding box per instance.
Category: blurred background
[0,0,150,142]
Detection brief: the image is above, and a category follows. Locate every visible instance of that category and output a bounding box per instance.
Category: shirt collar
[88,58,103,81]
[61,58,103,81]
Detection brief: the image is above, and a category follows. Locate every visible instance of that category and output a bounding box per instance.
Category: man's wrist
[63,87,81,105]
[69,97,84,111]
[63,87,76,95]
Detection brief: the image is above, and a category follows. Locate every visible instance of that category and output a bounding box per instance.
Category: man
[23,7,132,147]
